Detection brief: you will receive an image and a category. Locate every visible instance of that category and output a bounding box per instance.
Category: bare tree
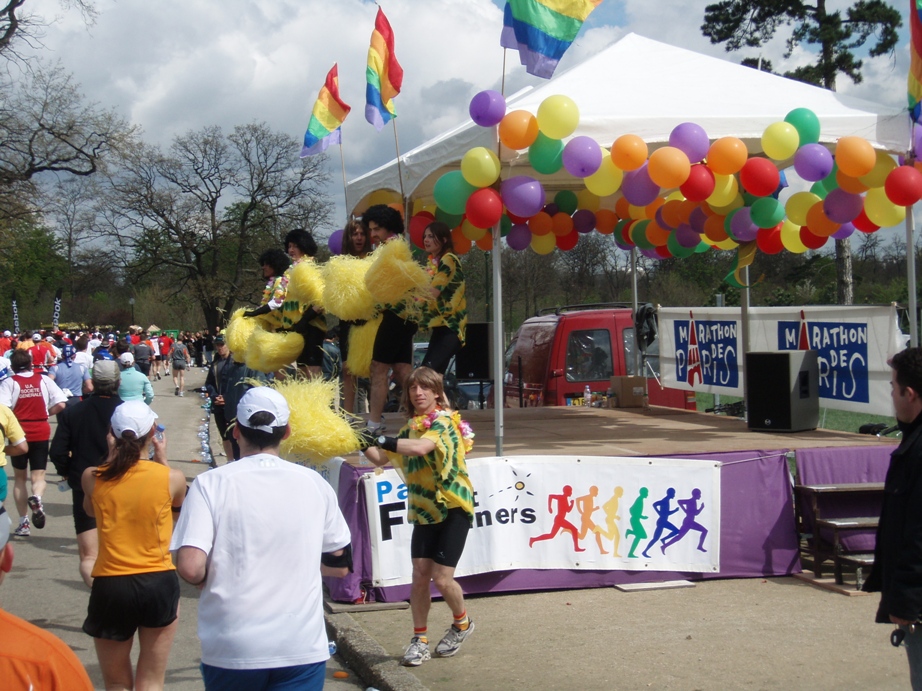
[1,0,97,59]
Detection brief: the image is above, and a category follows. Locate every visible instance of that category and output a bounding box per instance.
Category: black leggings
[422,326,462,375]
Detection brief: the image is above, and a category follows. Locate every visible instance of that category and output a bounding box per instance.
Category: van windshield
[565,329,614,382]
[622,327,661,377]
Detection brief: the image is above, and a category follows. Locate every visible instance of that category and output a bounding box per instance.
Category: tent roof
[347,33,909,211]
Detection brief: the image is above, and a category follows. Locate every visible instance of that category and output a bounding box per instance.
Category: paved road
[2,366,366,690]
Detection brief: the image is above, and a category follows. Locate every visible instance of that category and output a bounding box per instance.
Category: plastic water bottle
[584,385,591,407]
[328,640,337,656]
[57,479,70,492]
[148,424,165,458]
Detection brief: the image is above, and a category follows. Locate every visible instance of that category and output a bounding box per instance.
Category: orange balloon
[387,202,405,218]
[611,134,648,171]
[475,231,493,251]
[660,199,684,228]
[677,199,698,225]
[528,211,553,236]
[805,202,840,237]
[595,209,617,234]
[645,221,671,246]
[707,137,748,175]
[703,214,729,242]
[498,110,539,150]
[644,197,665,220]
[551,212,574,236]
[614,197,631,219]
[836,171,869,194]
[648,147,691,188]
[835,136,876,178]
[451,226,472,254]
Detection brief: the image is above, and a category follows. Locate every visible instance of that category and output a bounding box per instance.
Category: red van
[502,304,696,410]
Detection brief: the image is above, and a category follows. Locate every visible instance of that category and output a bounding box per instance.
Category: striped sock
[453,610,470,631]
[414,627,428,644]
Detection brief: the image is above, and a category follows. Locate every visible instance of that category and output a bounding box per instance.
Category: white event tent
[345,33,911,453]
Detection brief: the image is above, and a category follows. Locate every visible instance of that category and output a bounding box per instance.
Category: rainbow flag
[500,0,602,79]
[300,64,352,158]
[911,0,922,123]
[365,7,403,131]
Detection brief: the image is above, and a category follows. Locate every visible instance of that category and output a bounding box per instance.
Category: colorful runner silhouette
[624,487,649,558]
[575,485,607,554]
[594,486,624,557]
[662,488,708,553]
[641,488,681,558]
[529,484,584,552]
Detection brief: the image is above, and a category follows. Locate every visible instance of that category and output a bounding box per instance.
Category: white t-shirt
[0,373,68,410]
[170,453,351,670]
[74,351,93,371]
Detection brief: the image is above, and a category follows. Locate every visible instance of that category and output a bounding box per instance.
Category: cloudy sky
[20,0,914,231]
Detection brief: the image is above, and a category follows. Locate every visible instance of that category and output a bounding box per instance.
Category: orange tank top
[91,461,176,577]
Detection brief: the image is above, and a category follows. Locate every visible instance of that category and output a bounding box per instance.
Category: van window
[622,327,661,377]
[565,329,614,382]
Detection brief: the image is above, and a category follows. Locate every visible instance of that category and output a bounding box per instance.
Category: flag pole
[339,144,349,225]
[392,119,408,221]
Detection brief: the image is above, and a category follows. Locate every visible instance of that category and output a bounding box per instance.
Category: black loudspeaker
[746,351,819,432]
[455,323,492,380]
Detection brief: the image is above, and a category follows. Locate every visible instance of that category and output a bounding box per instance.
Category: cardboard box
[609,376,646,408]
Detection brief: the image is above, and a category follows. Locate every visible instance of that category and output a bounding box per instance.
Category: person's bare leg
[393,362,413,392]
[410,558,435,630]
[369,360,390,424]
[77,529,98,587]
[431,562,466,618]
[30,468,45,500]
[135,619,179,691]
[94,636,134,691]
[12,467,28,520]
[343,373,357,414]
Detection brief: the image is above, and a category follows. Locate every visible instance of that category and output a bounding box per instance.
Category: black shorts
[421,326,462,375]
[172,360,187,371]
[83,571,180,641]
[297,324,325,367]
[372,311,417,366]
[136,361,150,376]
[72,484,96,535]
[11,439,49,472]
[410,508,471,568]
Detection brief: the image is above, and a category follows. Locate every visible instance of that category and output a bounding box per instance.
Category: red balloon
[408,212,435,249]
[465,188,504,229]
[885,165,922,206]
[852,208,880,233]
[799,226,828,250]
[740,158,781,197]
[556,230,579,251]
[756,225,784,254]
[655,245,673,258]
[506,210,529,224]
[679,164,716,202]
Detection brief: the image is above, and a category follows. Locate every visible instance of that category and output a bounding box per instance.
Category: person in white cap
[81,400,185,691]
[171,387,352,689]
[116,352,153,404]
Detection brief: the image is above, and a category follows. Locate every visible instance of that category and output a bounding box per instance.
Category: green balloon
[750,197,785,229]
[666,232,696,258]
[529,132,564,175]
[809,181,829,200]
[784,108,821,146]
[741,192,758,207]
[630,220,655,250]
[433,171,476,216]
[435,207,463,228]
[724,208,740,237]
[500,214,512,237]
[554,190,578,215]
[694,240,710,253]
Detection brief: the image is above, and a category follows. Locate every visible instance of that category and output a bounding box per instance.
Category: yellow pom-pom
[345,315,381,378]
[225,309,257,359]
[244,321,304,373]
[268,377,364,463]
[323,255,376,321]
[365,238,430,307]
[287,260,325,308]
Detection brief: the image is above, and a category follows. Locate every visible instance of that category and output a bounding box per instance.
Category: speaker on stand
[746,351,819,432]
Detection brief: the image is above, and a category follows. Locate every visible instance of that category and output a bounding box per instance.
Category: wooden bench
[814,517,879,588]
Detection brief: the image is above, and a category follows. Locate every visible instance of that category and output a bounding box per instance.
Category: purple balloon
[469,90,506,128]
[669,122,709,163]
[638,247,662,260]
[501,176,546,218]
[729,208,759,242]
[562,136,603,178]
[794,144,833,182]
[544,203,559,216]
[823,188,863,224]
[675,223,702,248]
[688,206,709,234]
[328,229,344,255]
[573,209,596,233]
[655,205,673,230]
[832,221,856,240]
[621,163,661,206]
[914,123,922,156]
[506,223,532,250]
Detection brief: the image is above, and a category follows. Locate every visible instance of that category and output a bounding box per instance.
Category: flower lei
[408,407,475,453]
[425,254,439,277]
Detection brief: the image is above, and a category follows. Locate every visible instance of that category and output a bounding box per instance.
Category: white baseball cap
[237,388,290,432]
[3,330,10,337]
[119,352,135,367]
[111,400,158,439]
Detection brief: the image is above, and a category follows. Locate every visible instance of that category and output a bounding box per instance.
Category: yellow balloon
[780,220,807,254]
[536,95,580,139]
[707,173,738,206]
[627,203,647,220]
[713,236,739,250]
[761,121,800,161]
[530,230,557,255]
[865,186,907,227]
[665,190,685,203]
[460,147,501,188]
[576,188,601,211]
[584,156,623,197]
[785,191,821,227]
[708,194,744,215]
[858,150,897,189]
[461,218,487,241]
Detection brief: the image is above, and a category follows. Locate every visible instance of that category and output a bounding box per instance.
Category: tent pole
[741,265,751,410]
[631,247,639,374]
[492,220,504,456]
[907,209,918,347]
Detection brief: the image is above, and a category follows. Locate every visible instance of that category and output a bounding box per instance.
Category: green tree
[701,0,902,306]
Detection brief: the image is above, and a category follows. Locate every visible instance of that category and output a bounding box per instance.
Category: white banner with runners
[363,455,721,587]
[658,305,904,415]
